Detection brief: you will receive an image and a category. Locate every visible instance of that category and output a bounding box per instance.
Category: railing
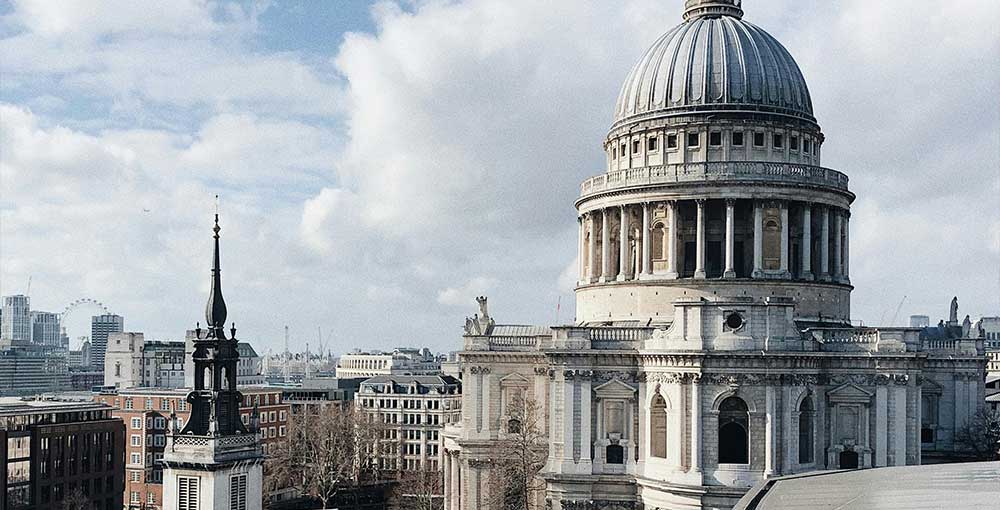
[487,336,539,351]
[810,328,879,343]
[580,161,849,197]
[588,328,653,342]
[923,339,958,351]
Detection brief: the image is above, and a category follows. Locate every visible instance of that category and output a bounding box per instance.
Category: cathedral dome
[613,0,814,128]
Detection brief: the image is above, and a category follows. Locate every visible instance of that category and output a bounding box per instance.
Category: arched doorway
[798,396,814,464]
[718,396,749,464]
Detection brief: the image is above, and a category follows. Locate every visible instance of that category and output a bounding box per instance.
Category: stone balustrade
[486,336,539,351]
[580,161,849,197]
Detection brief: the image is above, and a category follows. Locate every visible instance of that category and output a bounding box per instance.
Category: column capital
[695,198,706,206]
[724,197,736,207]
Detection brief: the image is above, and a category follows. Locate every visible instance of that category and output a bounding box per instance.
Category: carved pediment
[921,377,944,395]
[594,378,637,398]
[827,383,874,404]
[499,372,530,386]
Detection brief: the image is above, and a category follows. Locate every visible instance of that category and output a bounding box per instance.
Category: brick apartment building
[93,386,288,510]
[0,397,125,510]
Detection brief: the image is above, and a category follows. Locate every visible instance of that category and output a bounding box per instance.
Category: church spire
[205,202,228,336]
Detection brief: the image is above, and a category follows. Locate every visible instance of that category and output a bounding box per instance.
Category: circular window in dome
[725,312,745,331]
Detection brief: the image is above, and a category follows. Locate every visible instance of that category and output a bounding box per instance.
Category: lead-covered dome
[613,0,814,128]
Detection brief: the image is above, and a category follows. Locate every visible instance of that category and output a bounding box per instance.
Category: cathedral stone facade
[442,1,987,509]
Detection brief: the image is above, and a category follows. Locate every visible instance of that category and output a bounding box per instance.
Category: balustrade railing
[588,328,652,342]
[579,161,849,196]
[487,336,539,350]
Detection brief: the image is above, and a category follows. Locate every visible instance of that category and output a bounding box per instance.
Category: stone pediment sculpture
[463,296,496,336]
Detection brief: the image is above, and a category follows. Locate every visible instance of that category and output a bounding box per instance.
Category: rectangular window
[145,398,153,410]
[130,453,141,465]
[147,493,156,504]
[230,475,247,510]
[178,476,199,510]
[620,143,626,157]
[632,140,640,154]
[666,134,678,149]
[131,435,141,447]
[709,131,722,146]
[279,410,286,421]
[131,491,140,503]
[125,399,133,410]
[753,132,765,147]
[732,131,744,146]
[647,137,658,151]
[687,132,699,148]
[773,133,784,149]
[611,146,617,159]
[803,139,812,153]
[790,135,800,151]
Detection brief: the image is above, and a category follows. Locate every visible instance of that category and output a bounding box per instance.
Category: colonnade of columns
[577,199,850,284]
[443,450,462,510]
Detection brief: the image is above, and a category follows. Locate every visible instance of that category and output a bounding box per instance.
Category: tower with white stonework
[163,213,263,510]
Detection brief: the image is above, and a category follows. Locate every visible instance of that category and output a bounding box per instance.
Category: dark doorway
[683,241,696,276]
[734,241,747,277]
[839,450,859,469]
[606,444,624,464]
[718,396,750,464]
[707,241,723,278]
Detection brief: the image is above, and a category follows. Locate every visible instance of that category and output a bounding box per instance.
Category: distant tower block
[910,315,930,328]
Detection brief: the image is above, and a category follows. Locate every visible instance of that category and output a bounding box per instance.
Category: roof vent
[683,0,744,21]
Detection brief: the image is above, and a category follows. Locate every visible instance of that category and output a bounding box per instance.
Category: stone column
[457,457,464,510]
[833,210,843,281]
[689,376,702,474]
[724,199,736,278]
[764,385,776,476]
[443,452,452,510]
[752,200,764,278]
[578,215,586,283]
[843,212,850,283]
[588,214,597,282]
[641,203,652,277]
[618,206,630,281]
[876,384,888,467]
[600,209,611,282]
[801,205,813,280]
[893,383,907,466]
[779,201,790,277]
[694,199,707,279]
[820,207,830,281]
[667,201,680,279]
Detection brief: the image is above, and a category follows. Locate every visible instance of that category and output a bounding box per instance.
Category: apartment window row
[38,476,116,505]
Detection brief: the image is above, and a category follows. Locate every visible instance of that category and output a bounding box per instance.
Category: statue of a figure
[476,296,489,319]
[949,296,959,323]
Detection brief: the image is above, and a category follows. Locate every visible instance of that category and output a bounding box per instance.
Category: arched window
[651,223,665,260]
[798,396,814,464]
[650,394,667,458]
[718,396,749,464]
[507,418,522,434]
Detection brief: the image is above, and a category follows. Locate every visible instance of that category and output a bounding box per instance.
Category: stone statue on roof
[949,296,959,323]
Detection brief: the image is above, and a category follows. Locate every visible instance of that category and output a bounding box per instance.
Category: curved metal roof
[613,12,814,127]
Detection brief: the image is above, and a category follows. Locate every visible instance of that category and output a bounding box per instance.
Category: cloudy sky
[1,0,998,354]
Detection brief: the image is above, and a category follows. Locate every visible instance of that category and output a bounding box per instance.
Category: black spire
[205,210,228,336]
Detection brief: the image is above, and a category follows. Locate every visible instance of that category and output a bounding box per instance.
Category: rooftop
[735,462,1000,510]
[0,396,111,416]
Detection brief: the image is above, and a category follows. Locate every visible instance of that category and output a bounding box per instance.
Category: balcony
[579,161,850,198]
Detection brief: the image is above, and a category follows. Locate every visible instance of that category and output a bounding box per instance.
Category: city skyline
[1,0,998,355]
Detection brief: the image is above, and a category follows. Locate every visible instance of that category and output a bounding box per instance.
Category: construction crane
[889,295,907,326]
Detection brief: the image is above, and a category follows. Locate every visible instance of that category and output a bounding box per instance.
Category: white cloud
[1,0,997,354]
[437,276,498,307]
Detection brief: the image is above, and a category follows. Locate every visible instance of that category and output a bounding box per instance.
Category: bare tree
[266,405,389,508]
[956,409,1000,461]
[61,488,89,510]
[387,465,442,510]
[487,394,549,510]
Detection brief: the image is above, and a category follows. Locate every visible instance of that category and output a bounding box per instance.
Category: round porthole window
[725,312,744,330]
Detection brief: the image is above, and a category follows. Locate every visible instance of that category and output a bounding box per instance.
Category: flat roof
[736,462,1000,510]
[0,397,111,416]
